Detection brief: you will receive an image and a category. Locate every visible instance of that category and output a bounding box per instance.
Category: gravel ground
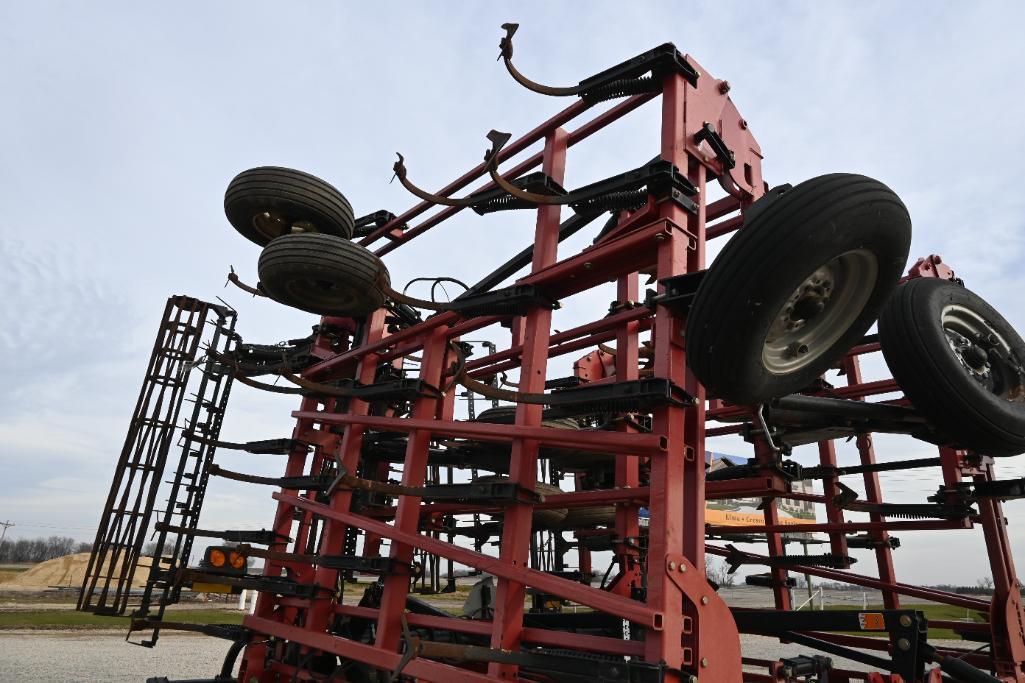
[0,631,966,682]
[0,632,240,682]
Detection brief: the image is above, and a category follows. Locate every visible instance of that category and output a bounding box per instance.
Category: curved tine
[483,130,570,206]
[498,23,583,97]
[235,372,304,395]
[226,266,267,297]
[391,153,481,207]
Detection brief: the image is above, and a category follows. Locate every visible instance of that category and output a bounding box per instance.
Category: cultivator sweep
[80,25,1025,683]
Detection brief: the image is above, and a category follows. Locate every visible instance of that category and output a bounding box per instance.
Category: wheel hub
[941,304,1025,399]
[762,250,877,375]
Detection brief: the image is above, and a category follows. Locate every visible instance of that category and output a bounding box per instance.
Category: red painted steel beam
[464,307,651,372]
[375,327,450,650]
[521,219,694,300]
[706,214,743,239]
[289,410,669,456]
[245,615,497,683]
[334,604,646,658]
[273,492,663,629]
[485,127,567,678]
[844,355,901,610]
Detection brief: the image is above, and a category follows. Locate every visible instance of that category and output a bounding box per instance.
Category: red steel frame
[230,54,1025,683]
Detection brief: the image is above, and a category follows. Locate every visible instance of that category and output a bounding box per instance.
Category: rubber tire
[475,406,580,430]
[258,233,389,317]
[686,173,911,405]
[879,278,1025,456]
[473,476,568,529]
[225,166,354,246]
[561,505,616,529]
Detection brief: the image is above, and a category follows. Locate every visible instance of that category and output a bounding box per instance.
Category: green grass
[0,608,245,630]
[820,603,986,640]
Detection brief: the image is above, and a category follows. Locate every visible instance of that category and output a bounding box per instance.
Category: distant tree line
[0,536,92,564]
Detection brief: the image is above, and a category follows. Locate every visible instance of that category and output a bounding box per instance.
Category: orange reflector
[229,551,246,570]
[858,612,886,630]
[208,548,227,568]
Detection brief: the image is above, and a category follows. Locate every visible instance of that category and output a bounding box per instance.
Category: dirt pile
[0,553,152,590]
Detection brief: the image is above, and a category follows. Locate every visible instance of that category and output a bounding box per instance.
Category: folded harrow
[80,24,1025,683]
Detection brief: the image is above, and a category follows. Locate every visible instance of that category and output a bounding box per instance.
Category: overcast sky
[2,2,1025,586]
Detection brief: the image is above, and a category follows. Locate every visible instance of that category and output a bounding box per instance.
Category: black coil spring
[572,189,648,216]
[582,75,660,104]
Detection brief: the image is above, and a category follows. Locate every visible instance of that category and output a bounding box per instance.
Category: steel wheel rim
[941,303,1024,401]
[762,249,878,375]
[252,211,316,242]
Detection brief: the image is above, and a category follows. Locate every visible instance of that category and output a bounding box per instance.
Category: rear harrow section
[78,296,236,622]
[82,25,1025,683]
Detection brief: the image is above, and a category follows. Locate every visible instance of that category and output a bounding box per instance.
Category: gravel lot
[0,631,961,681]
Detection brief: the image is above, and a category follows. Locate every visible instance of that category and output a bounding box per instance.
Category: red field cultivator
[80,25,1025,683]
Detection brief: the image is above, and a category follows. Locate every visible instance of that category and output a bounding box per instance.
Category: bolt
[785,342,810,357]
[739,119,748,130]
[584,262,593,270]
[654,233,666,242]
[700,657,709,667]
[900,615,912,627]
[701,596,709,605]
[668,561,677,571]
[718,80,731,94]
[687,677,699,683]
[898,638,911,651]
[679,563,686,572]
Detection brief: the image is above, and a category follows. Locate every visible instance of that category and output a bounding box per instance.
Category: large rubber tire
[686,174,911,405]
[258,233,389,316]
[879,278,1025,456]
[473,476,568,529]
[561,505,616,529]
[225,166,355,246]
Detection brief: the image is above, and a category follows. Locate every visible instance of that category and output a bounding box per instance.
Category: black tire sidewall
[687,174,911,405]
[880,278,1025,456]
[258,234,388,317]
[225,167,355,246]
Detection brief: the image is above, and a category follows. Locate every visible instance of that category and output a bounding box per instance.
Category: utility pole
[0,520,13,554]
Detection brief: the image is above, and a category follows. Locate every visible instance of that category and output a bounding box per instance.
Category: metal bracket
[665,553,742,679]
[484,132,698,213]
[694,122,735,169]
[353,210,407,238]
